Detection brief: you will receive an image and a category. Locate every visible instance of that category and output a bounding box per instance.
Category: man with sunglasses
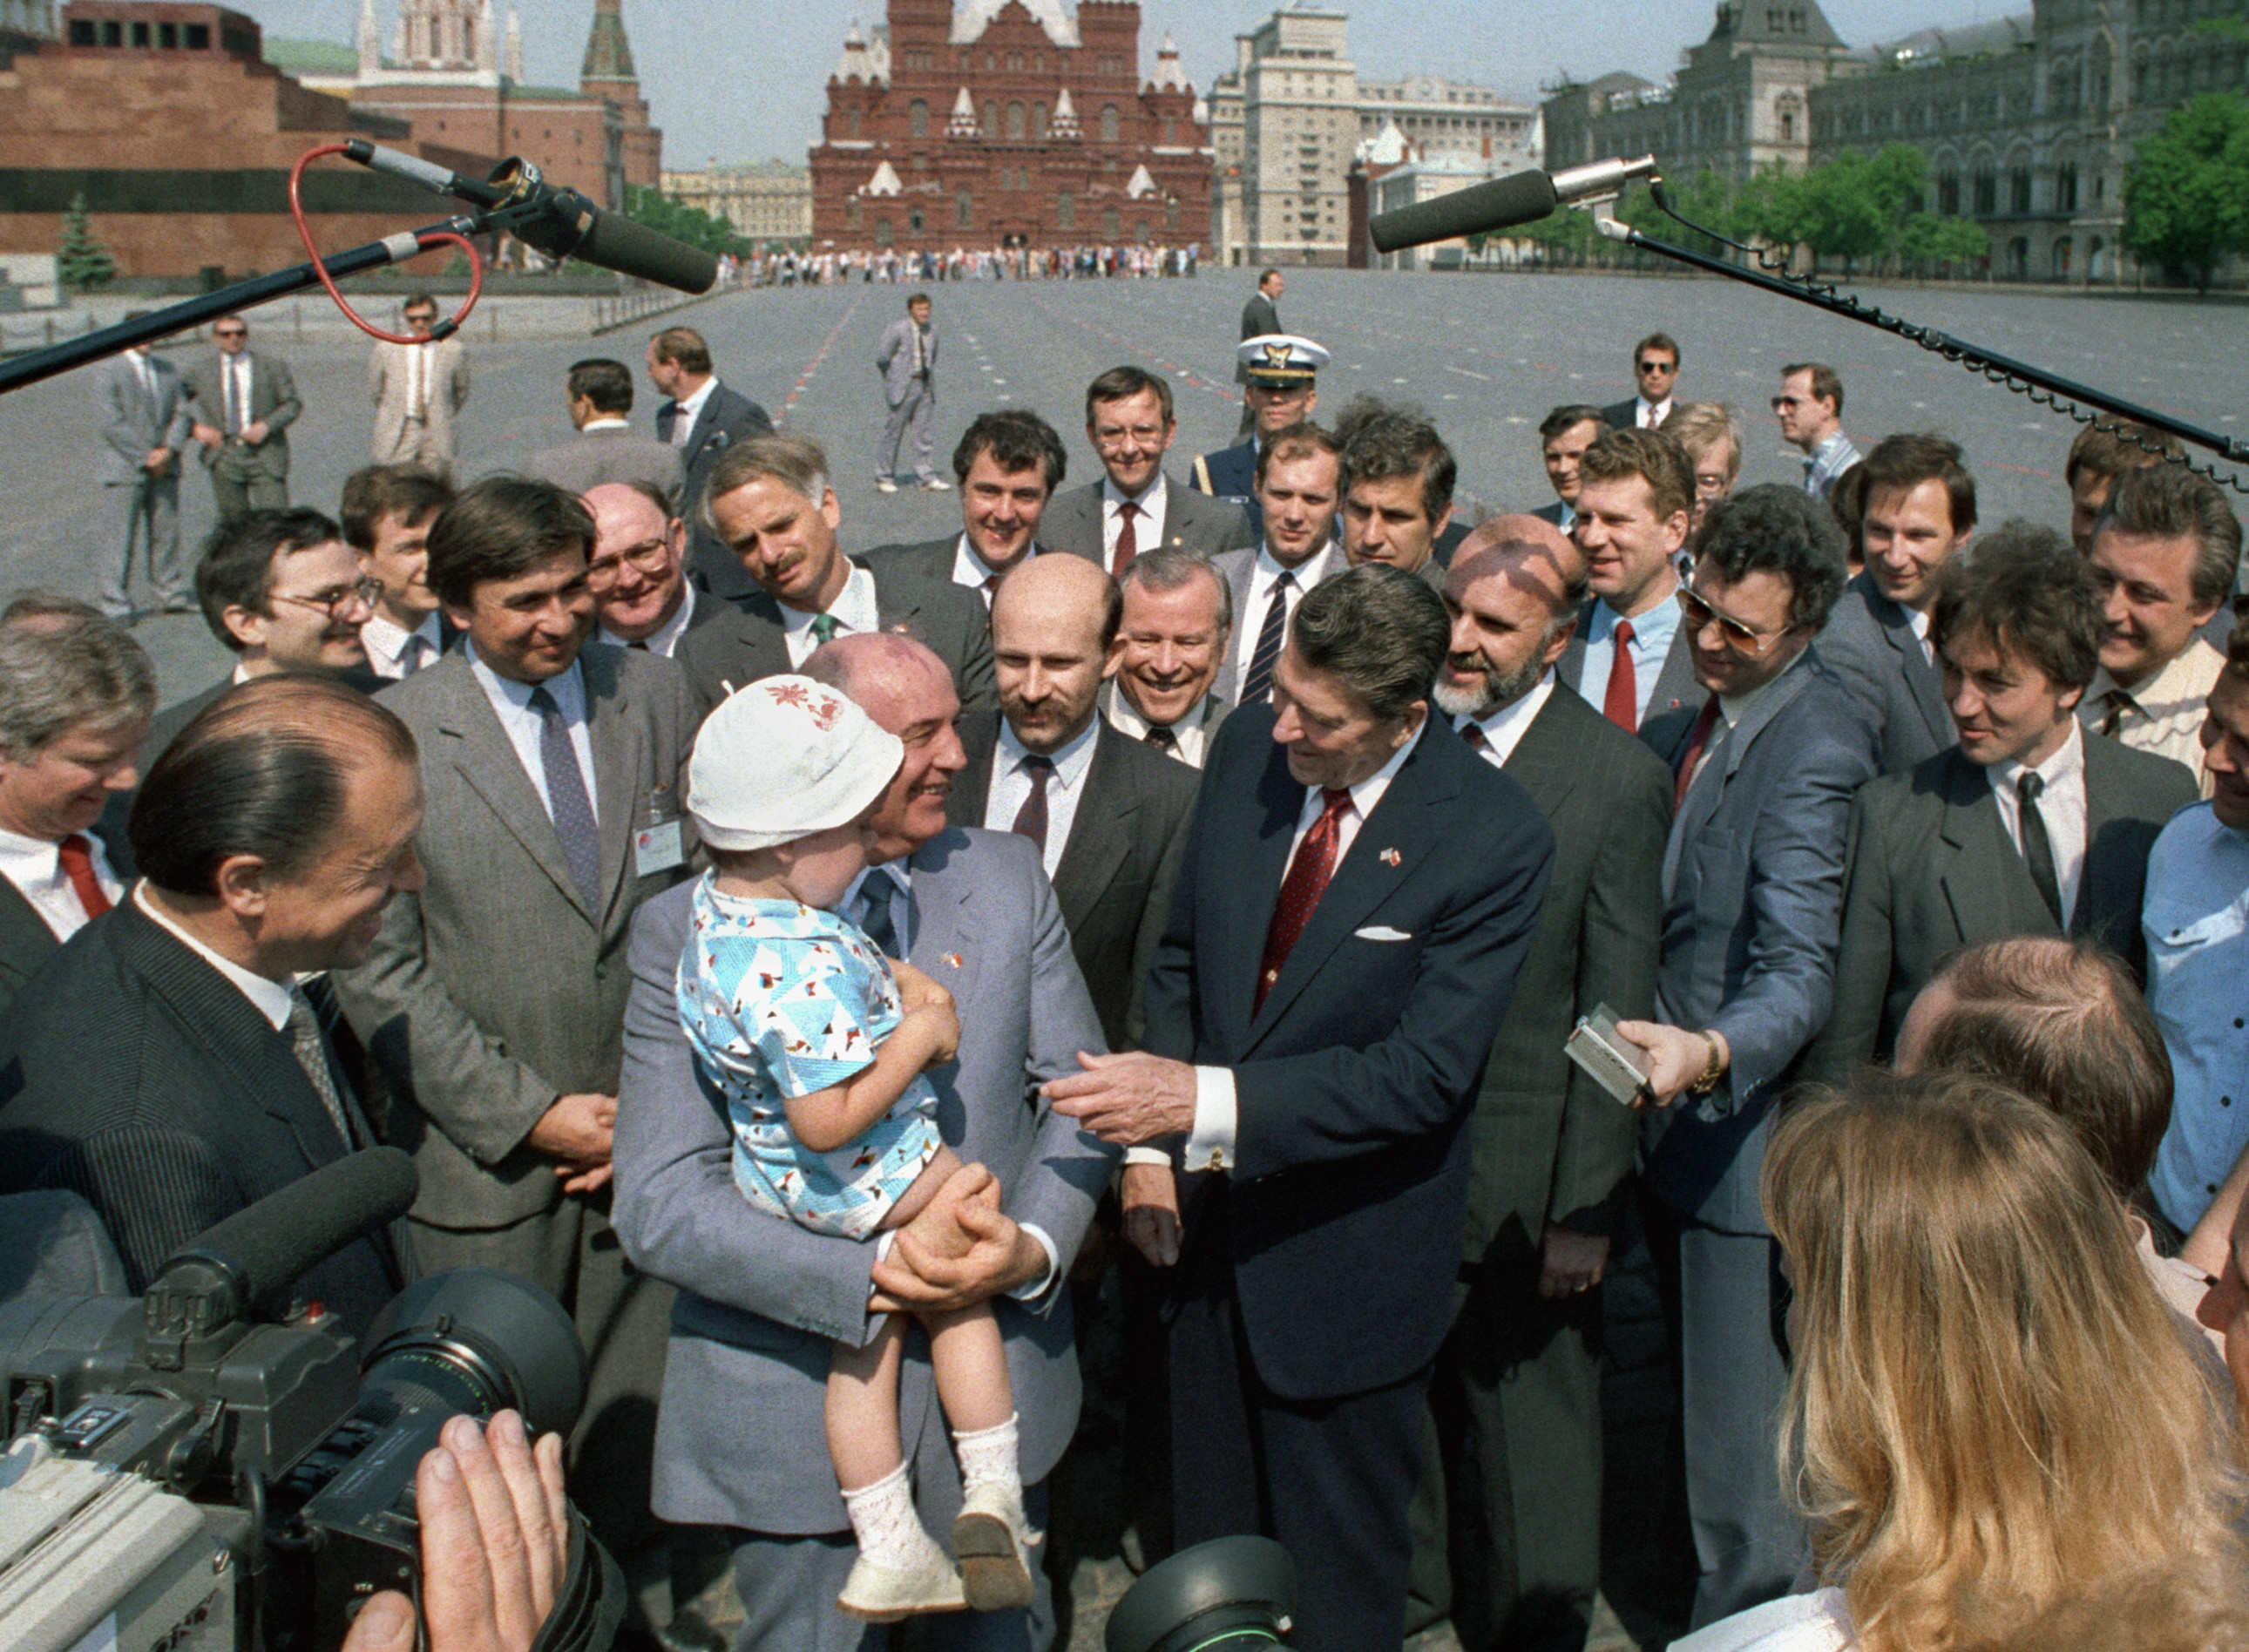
[584,479,709,657]
[141,508,383,766]
[1610,484,1875,1631]
[183,313,301,528]
[369,294,470,482]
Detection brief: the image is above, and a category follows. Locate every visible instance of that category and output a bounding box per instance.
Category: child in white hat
[674,674,1033,1622]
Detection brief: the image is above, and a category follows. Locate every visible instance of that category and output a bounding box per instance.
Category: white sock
[840,1462,945,1572]
[952,1413,1024,1514]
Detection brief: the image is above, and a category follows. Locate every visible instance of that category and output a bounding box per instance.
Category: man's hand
[338,1411,569,1652]
[1121,1161,1182,1268]
[526,1093,616,1195]
[1043,1052,1198,1147]
[1538,1224,1610,1299]
[143,448,172,473]
[870,1166,1044,1313]
[241,418,270,446]
[1612,1022,1729,1109]
[191,422,224,450]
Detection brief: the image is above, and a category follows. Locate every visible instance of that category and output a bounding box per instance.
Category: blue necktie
[529,684,603,913]
[856,870,902,958]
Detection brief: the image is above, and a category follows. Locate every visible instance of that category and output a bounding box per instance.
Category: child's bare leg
[925,1299,1035,1610]
[925,1299,1013,1434]
[827,1314,908,1493]
[829,1318,961,1618]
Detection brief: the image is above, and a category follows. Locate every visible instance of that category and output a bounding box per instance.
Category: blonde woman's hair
[1764,1073,2247,1652]
[1657,401,1742,481]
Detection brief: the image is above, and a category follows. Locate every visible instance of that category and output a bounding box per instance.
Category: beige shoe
[836,1551,967,1622]
[952,1482,1040,1612]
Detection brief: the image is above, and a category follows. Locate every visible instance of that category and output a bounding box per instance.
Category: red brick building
[810,0,1211,254]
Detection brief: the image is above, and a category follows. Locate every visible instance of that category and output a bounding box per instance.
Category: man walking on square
[877,294,946,493]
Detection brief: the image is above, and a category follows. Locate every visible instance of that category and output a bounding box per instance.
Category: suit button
[595,962,608,981]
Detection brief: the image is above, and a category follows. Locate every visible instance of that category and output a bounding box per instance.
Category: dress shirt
[2083,638,2225,786]
[981,716,1099,882]
[1454,672,1556,768]
[1988,719,2089,925]
[1103,473,1169,560]
[2144,804,2249,1230]
[1576,591,1682,726]
[132,883,293,1031]
[780,566,880,667]
[1103,683,1221,768]
[599,583,696,657]
[1803,429,1860,498]
[361,610,445,680]
[466,645,599,825]
[224,355,253,435]
[949,534,1033,602]
[1904,603,1934,665]
[668,376,717,447]
[1180,721,1427,1173]
[1548,498,1576,534]
[405,341,428,423]
[125,349,159,406]
[1682,654,1801,802]
[1632,396,1672,430]
[1229,541,1342,694]
[0,827,122,940]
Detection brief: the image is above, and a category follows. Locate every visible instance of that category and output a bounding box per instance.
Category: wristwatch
[1688,1030,1725,1097]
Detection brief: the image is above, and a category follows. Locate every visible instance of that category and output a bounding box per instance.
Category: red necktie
[58,833,111,920]
[1011,755,1053,852]
[1257,789,1351,1012]
[1111,500,1140,578]
[1462,721,1493,756]
[1673,694,1724,813]
[1602,619,1638,731]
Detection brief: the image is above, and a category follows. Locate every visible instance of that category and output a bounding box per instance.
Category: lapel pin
[1380,847,1401,867]
[944,952,964,970]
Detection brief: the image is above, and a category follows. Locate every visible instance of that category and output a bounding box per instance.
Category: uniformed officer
[1192,334,1331,543]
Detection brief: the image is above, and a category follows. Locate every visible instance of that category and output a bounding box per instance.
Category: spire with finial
[473,0,495,71]
[581,0,638,85]
[505,3,522,83]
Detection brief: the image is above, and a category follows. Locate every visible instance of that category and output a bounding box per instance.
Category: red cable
[288,143,485,343]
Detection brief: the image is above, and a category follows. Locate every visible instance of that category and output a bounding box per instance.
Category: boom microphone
[1368,155,1659,254]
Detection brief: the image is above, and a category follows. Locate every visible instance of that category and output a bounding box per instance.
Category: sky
[231,0,2013,166]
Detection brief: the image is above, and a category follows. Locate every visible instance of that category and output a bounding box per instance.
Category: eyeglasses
[214,328,247,339]
[586,538,675,587]
[1093,424,1169,451]
[273,578,381,620]
[404,313,438,328]
[1676,586,1794,658]
[1771,395,1810,412]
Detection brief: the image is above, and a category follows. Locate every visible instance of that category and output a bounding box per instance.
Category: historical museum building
[809,0,1212,253]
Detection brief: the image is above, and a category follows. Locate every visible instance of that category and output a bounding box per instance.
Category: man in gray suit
[527,358,687,504]
[876,293,945,492]
[1102,549,1233,767]
[1816,434,1978,774]
[333,476,701,1579]
[1614,485,1876,1629]
[1040,368,1254,571]
[184,314,301,527]
[93,340,194,618]
[862,410,1073,600]
[1409,518,1670,1652]
[1555,428,1697,735]
[1804,525,2197,1086]
[613,630,1114,1652]
[678,431,995,716]
[1209,423,1348,708]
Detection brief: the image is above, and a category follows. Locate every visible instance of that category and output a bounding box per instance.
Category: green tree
[1894,212,1989,274]
[2123,91,2249,291]
[1739,146,1930,275]
[56,191,116,292]
[620,185,751,261]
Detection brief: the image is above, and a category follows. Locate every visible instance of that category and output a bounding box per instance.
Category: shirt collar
[1102,472,1168,514]
[1320,716,1424,818]
[999,713,1100,787]
[2092,636,2221,705]
[1455,670,1555,764]
[673,376,718,426]
[580,416,631,432]
[466,641,586,720]
[600,583,695,653]
[1105,680,1216,738]
[361,609,443,674]
[952,533,1031,588]
[1255,539,1336,589]
[1993,715,2085,794]
[1719,648,1804,727]
[1811,429,1853,465]
[1595,584,1682,651]
[133,883,295,1030]
[780,565,877,635]
[844,858,911,911]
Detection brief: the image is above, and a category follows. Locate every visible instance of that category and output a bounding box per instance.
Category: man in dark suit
[1531,404,1609,533]
[1192,335,1330,544]
[1053,566,1556,1652]
[1209,423,1350,709]
[1103,548,1234,767]
[949,554,1198,1051]
[0,674,415,1332]
[862,409,1073,601]
[1556,428,1699,734]
[648,326,773,599]
[184,313,302,526]
[1614,485,1877,1628]
[584,480,716,658]
[1803,525,2198,1086]
[342,465,457,682]
[1042,367,1255,570]
[1233,269,1284,437]
[1601,331,1679,433]
[677,430,996,716]
[332,477,702,1574]
[528,357,688,504]
[1340,410,1456,589]
[1817,434,1978,773]
[0,598,153,1018]
[1406,518,1670,1652]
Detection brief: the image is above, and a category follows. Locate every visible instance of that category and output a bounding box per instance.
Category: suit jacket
[139,667,389,776]
[674,564,997,718]
[1144,705,1555,1399]
[857,535,1075,592]
[1817,572,1954,775]
[1557,598,1699,729]
[1637,647,1877,1235]
[1460,691,1670,1262]
[94,353,193,485]
[657,382,774,600]
[0,902,399,1330]
[876,318,938,404]
[0,815,134,1020]
[1600,398,1646,431]
[1801,738,2199,1086]
[1037,477,1255,563]
[612,829,1114,1533]
[1207,544,1346,708]
[1532,499,1571,530]
[527,426,688,504]
[950,714,1200,1050]
[1236,292,1281,383]
[1190,439,1260,543]
[182,349,301,476]
[332,645,701,1230]
[369,336,470,456]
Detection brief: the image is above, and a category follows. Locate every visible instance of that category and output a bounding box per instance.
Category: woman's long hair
[1763,1073,2246,1652]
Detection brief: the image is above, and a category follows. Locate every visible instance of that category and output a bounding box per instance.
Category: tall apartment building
[665,161,814,245]
[1225,6,1358,267]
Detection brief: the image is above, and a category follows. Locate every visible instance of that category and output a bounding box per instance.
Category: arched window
[909,206,925,234]
[909,98,929,139]
[1007,100,1026,139]
[984,100,1001,138]
[1057,190,1075,230]
[1166,195,1181,231]
[846,196,862,230]
[875,215,893,247]
[1033,100,1048,139]
[957,187,973,228]
[1100,104,1120,144]
[846,109,863,139]
[1103,206,1121,239]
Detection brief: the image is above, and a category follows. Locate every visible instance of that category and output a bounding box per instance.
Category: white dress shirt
[1576,589,1683,726]
[581,416,630,434]
[133,883,294,1030]
[1230,541,1342,692]
[2144,803,2249,1229]
[0,827,123,940]
[1103,683,1223,768]
[467,646,599,825]
[361,610,445,680]
[2083,638,2224,788]
[223,353,254,435]
[780,566,880,667]
[981,716,1100,882]
[1103,473,1169,561]
[599,583,697,657]
[404,340,429,423]
[668,376,717,447]
[1455,672,1556,768]
[1632,396,1672,430]
[1904,603,1934,666]
[1988,718,2089,924]
[949,534,1032,603]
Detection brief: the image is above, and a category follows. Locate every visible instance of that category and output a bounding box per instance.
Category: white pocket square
[1354,924,1412,942]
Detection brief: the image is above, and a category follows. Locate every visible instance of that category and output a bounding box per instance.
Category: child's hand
[893,958,954,1018]
[908,999,960,1068]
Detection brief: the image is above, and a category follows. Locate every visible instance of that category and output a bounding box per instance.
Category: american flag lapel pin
[944,951,964,970]
[1380,847,1401,868]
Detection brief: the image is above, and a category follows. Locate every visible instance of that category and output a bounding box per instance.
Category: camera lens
[358,1267,587,1438]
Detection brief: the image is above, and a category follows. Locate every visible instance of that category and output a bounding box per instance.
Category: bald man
[1406,516,1674,1650]
[952,553,1200,1050]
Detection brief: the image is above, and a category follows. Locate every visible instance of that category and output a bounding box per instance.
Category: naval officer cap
[1237,333,1331,386]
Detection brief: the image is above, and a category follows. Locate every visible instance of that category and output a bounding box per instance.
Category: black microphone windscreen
[571,208,720,295]
[1368,169,1561,254]
[166,1147,417,1313]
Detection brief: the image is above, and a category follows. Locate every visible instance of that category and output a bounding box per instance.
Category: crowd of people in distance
[17,274,2249,1652]
[749,241,1201,287]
